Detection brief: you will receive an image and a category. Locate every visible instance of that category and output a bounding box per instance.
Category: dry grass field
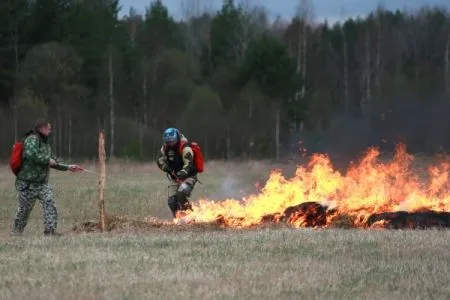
[0,158,449,299]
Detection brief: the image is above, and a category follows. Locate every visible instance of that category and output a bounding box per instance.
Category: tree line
[0,0,449,162]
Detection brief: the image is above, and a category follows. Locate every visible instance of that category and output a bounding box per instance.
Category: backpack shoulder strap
[178,140,189,156]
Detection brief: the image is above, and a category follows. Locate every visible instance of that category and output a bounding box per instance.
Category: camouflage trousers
[167,176,197,218]
[11,179,57,234]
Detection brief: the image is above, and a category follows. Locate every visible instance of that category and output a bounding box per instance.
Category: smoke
[205,175,248,201]
[287,92,450,164]
[203,172,263,202]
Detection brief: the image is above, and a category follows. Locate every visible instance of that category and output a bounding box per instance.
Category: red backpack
[178,141,205,173]
[9,131,36,176]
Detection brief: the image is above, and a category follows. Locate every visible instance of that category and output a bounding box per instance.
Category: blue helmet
[162,127,179,146]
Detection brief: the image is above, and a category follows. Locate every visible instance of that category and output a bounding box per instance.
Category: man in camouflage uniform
[10,119,81,236]
[157,128,198,218]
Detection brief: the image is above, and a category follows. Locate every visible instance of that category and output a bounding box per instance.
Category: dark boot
[175,192,193,213]
[44,229,62,237]
[168,196,179,218]
[181,199,193,211]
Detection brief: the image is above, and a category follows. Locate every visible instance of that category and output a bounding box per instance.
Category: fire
[177,144,450,228]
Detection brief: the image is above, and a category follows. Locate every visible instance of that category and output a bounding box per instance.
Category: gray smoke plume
[205,175,250,201]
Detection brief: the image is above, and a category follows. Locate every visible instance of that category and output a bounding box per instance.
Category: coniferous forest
[0,0,449,161]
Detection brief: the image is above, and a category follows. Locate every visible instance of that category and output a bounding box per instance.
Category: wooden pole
[98,130,106,232]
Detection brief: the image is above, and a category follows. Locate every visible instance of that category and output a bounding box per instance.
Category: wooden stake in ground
[98,130,106,231]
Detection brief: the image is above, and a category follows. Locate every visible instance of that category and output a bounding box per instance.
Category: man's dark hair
[34,118,50,131]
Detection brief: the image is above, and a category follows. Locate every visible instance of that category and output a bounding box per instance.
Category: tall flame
[178,144,450,228]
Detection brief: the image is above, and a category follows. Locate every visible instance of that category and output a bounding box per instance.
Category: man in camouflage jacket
[157,127,198,218]
[10,120,81,236]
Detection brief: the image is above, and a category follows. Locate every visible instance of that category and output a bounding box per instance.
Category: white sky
[119,0,450,23]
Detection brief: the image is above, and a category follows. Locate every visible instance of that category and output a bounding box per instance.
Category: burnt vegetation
[262,202,450,229]
[72,202,450,232]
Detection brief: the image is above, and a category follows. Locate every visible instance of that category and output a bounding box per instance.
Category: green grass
[0,160,449,299]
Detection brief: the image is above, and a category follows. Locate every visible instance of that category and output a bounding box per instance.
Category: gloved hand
[49,159,58,167]
[69,164,83,172]
[176,169,188,180]
[162,164,172,174]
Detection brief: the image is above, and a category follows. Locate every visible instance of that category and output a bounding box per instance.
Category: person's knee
[42,198,57,212]
[178,181,194,198]
[40,185,54,199]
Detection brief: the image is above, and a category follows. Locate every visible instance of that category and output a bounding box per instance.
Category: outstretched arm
[50,151,69,171]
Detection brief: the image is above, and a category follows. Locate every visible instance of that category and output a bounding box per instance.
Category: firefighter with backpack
[156,127,204,218]
[9,119,82,237]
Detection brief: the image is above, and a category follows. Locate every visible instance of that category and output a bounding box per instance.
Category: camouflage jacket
[16,134,68,183]
[156,134,196,178]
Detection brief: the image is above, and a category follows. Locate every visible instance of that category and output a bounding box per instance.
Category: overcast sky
[119,0,450,22]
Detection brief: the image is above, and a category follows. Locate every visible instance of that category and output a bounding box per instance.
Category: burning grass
[71,143,450,232]
[169,144,450,230]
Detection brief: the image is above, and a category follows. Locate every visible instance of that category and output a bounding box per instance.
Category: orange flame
[179,144,450,228]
